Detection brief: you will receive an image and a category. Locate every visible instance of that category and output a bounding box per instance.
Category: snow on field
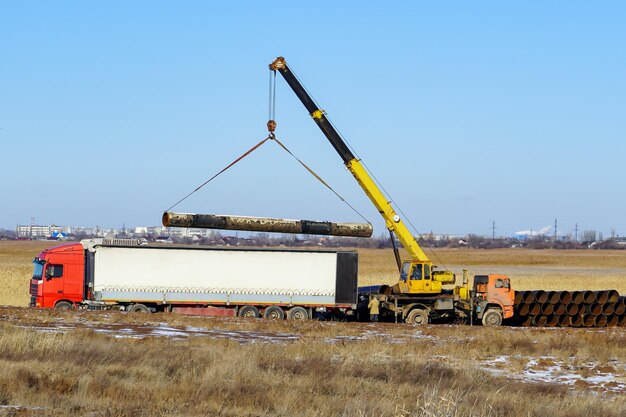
[18,321,300,344]
[481,355,626,394]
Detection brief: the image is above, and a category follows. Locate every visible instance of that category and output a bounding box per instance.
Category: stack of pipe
[513,290,626,327]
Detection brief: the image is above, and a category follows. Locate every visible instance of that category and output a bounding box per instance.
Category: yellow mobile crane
[268,57,515,325]
[269,57,455,296]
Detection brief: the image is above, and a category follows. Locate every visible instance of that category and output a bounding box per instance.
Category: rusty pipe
[614,302,625,316]
[553,303,566,316]
[532,291,548,304]
[582,314,595,327]
[541,303,554,315]
[518,316,533,327]
[565,303,579,316]
[545,315,559,327]
[593,291,608,304]
[583,291,596,304]
[162,212,373,238]
[547,291,560,304]
[602,303,614,316]
[619,315,626,327]
[533,315,548,327]
[594,314,608,327]
[528,303,541,316]
[570,315,583,327]
[607,290,619,303]
[606,315,619,327]
[557,315,571,327]
[522,291,535,303]
[514,291,524,305]
[516,304,530,316]
[585,303,602,315]
[559,291,572,304]
[571,291,584,304]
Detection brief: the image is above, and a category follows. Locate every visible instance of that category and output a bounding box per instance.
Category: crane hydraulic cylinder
[162,212,373,238]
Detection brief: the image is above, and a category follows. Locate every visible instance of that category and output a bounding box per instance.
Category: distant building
[15,224,63,239]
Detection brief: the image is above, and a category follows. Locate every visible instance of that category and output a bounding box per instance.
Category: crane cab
[392,262,443,294]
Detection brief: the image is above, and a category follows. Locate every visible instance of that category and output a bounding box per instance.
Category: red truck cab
[30,243,85,309]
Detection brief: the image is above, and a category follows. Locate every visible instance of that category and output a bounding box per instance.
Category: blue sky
[1,1,625,237]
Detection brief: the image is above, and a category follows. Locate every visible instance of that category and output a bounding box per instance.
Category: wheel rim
[267,310,281,319]
[243,310,256,318]
[408,310,426,325]
[486,312,500,326]
[291,309,306,320]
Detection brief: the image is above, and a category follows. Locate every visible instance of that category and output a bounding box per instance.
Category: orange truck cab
[472,274,515,326]
[30,243,85,309]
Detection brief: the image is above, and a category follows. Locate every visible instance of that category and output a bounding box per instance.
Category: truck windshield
[32,260,44,279]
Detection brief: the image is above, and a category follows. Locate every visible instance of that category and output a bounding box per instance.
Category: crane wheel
[482,309,503,327]
[405,308,429,325]
[263,306,285,320]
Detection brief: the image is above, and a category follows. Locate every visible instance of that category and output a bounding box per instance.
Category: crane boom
[269,57,456,294]
[269,57,430,265]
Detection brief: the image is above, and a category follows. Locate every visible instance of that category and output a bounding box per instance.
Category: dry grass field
[0,308,625,417]
[357,247,626,293]
[0,241,59,307]
[0,241,625,416]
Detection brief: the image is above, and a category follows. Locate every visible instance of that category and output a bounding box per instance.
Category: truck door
[42,263,65,308]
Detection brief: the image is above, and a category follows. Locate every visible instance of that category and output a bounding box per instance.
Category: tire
[127,303,150,313]
[238,305,260,318]
[263,306,285,320]
[482,309,503,327]
[287,306,309,321]
[54,301,73,310]
[405,308,429,325]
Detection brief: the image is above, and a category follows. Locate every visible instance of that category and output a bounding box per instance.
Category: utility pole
[574,223,578,242]
[492,220,496,239]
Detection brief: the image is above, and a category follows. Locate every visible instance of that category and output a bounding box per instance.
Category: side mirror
[45,269,51,280]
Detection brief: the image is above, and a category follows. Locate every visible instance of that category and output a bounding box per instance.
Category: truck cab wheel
[263,306,285,320]
[405,308,428,325]
[482,309,503,327]
[127,303,150,313]
[54,301,73,310]
[287,306,308,320]
[238,305,260,318]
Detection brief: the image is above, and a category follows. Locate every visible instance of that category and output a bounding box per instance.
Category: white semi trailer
[30,239,358,320]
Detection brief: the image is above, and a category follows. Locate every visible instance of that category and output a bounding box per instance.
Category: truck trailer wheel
[54,301,73,310]
[482,309,503,327]
[238,305,260,318]
[405,308,428,325]
[127,303,150,313]
[287,306,308,321]
[263,306,285,320]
